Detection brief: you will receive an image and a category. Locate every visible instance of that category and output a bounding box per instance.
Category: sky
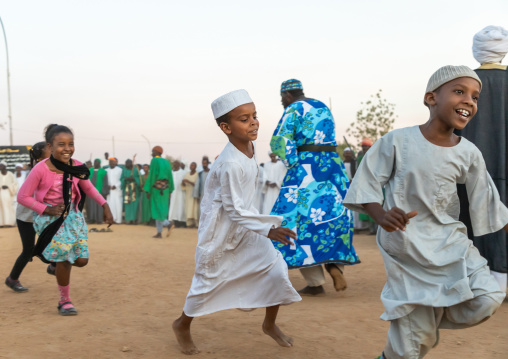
[0,0,507,165]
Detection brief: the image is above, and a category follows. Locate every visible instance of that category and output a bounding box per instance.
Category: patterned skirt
[33,205,89,263]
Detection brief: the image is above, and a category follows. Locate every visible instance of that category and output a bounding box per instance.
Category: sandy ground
[0,224,507,359]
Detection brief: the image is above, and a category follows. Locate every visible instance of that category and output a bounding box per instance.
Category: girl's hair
[30,141,47,168]
[44,124,73,144]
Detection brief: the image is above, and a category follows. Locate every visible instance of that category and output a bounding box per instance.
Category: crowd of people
[1,25,508,359]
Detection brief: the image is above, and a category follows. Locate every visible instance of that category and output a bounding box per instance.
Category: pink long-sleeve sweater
[17,158,107,215]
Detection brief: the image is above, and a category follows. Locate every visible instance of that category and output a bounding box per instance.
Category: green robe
[141,174,152,223]
[121,167,141,222]
[143,157,174,221]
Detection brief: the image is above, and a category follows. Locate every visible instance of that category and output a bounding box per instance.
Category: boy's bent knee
[443,295,502,328]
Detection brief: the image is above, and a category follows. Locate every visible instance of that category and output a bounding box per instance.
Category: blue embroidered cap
[280,79,303,93]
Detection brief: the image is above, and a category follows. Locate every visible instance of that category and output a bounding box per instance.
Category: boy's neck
[420,120,460,147]
[229,137,255,158]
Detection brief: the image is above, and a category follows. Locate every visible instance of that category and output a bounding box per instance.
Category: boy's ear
[219,122,231,135]
[424,92,437,106]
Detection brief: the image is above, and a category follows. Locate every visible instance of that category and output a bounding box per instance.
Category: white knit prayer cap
[425,65,481,93]
[211,89,253,119]
[344,147,352,152]
[15,163,23,168]
[473,25,508,64]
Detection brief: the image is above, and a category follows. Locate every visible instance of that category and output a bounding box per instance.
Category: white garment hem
[183,298,301,318]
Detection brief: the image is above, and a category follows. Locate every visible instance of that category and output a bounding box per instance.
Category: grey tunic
[344,126,508,320]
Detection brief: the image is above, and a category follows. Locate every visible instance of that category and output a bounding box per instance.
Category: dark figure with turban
[456,25,508,293]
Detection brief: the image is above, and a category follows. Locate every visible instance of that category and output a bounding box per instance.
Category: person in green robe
[143,146,174,238]
[86,159,109,223]
[140,164,152,224]
[121,159,141,224]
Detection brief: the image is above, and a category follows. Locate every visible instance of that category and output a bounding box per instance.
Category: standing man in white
[106,157,123,224]
[262,152,286,214]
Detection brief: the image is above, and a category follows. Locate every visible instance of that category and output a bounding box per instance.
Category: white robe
[252,165,264,213]
[13,171,26,212]
[106,166,123,224]
[183,142,301,316]
[344,126,507,321]
[0,171,17,226]
[168,169,187,222]
[261,160,286,214]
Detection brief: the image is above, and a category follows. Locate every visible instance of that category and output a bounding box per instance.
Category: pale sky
[0,0,507,165]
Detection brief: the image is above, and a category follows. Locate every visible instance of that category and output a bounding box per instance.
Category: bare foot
[262,322,294,347]
[325,264,347,291]
[172,319,200,355]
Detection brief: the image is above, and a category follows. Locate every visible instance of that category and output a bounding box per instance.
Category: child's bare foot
[173,318,200,355]
[262,322,294,347]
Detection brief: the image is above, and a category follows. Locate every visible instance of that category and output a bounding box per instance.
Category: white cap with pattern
[426,65,482,93]
[211,89,253,120]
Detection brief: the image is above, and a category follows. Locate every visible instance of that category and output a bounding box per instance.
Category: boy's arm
[363,203,417,232]
[221,162,282,237]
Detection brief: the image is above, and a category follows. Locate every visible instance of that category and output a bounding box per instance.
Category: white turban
[15,163,23,168]
[0,160,7,167]
[473,25,508,64]
[344,147,352,152]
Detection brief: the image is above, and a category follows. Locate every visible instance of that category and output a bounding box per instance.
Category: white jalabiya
[473,25,508,64]
[344,126,506,321]
[261,160,286,214]
[183,142,301,316]
[106,166,123,224]
[0,171,17,226]
[252,165,264,213]
[13,171,27,211]
[168,168,187,222]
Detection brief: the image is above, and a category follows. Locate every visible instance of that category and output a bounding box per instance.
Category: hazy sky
[0,0,507,165]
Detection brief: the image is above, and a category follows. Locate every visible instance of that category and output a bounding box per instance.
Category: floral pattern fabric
[33,204,89,263]
[270,99,359,268]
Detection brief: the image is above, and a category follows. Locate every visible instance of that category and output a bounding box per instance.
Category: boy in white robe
[173,89,301,355]
[344,66,507,359]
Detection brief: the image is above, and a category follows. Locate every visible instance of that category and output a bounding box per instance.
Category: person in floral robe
[270,79,359,296]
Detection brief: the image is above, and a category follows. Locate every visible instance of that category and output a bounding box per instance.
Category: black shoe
[47,264,56,276]
[297,285,325,296]
[5,276,28,292]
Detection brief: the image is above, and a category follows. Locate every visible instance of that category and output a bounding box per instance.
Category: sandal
[89,228,98,233]
[58,301,78,316]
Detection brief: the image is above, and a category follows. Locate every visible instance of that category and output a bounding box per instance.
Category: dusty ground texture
[0,225,507,359]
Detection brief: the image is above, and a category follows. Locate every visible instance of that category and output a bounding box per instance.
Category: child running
[5,141,52,292]
[344,65,507,359]
[17,124,114,315]
[173,89,301,355]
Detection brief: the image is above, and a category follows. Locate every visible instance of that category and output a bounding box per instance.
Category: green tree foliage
[346,90,396,148]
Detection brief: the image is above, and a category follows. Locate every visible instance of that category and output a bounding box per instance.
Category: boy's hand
[378,207,417,232]
[102,204,114,227]
[268,227,296,245]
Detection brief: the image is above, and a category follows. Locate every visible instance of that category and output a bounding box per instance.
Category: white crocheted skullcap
[211,89,253,120]
[426,65,482,93]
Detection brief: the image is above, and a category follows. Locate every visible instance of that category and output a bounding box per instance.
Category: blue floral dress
[270,99,359,268]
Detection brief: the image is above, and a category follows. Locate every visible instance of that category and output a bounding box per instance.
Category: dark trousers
[9,219,36,280]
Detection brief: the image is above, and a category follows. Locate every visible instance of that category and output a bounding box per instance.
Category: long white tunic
[168,169,187,222]
[344,126,508,320]
[0,171,17,226]
[261,160,286,215]
[184,142,301,316]
[106,166,123,224]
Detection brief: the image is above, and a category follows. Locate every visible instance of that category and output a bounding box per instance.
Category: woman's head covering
[211,89,253,119]
[473,25,508,64]
[280,79,303,93]
[361,138,373,147]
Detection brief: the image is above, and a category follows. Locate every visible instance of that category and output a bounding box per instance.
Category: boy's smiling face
[219,102,259,142]
[425,77,481,131]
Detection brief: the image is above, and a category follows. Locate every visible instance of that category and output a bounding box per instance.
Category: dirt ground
[0,224,506,359]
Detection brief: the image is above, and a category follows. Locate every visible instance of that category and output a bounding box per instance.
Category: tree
[346,89,396,148]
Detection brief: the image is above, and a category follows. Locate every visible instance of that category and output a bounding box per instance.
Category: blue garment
[33,205,89,264]
[270,99,359,268]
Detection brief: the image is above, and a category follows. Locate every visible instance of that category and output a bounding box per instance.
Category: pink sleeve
[80,178,107,206]
[17,166,47,215]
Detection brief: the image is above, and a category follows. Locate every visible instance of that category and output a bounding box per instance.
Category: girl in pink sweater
[17,124,114,316]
